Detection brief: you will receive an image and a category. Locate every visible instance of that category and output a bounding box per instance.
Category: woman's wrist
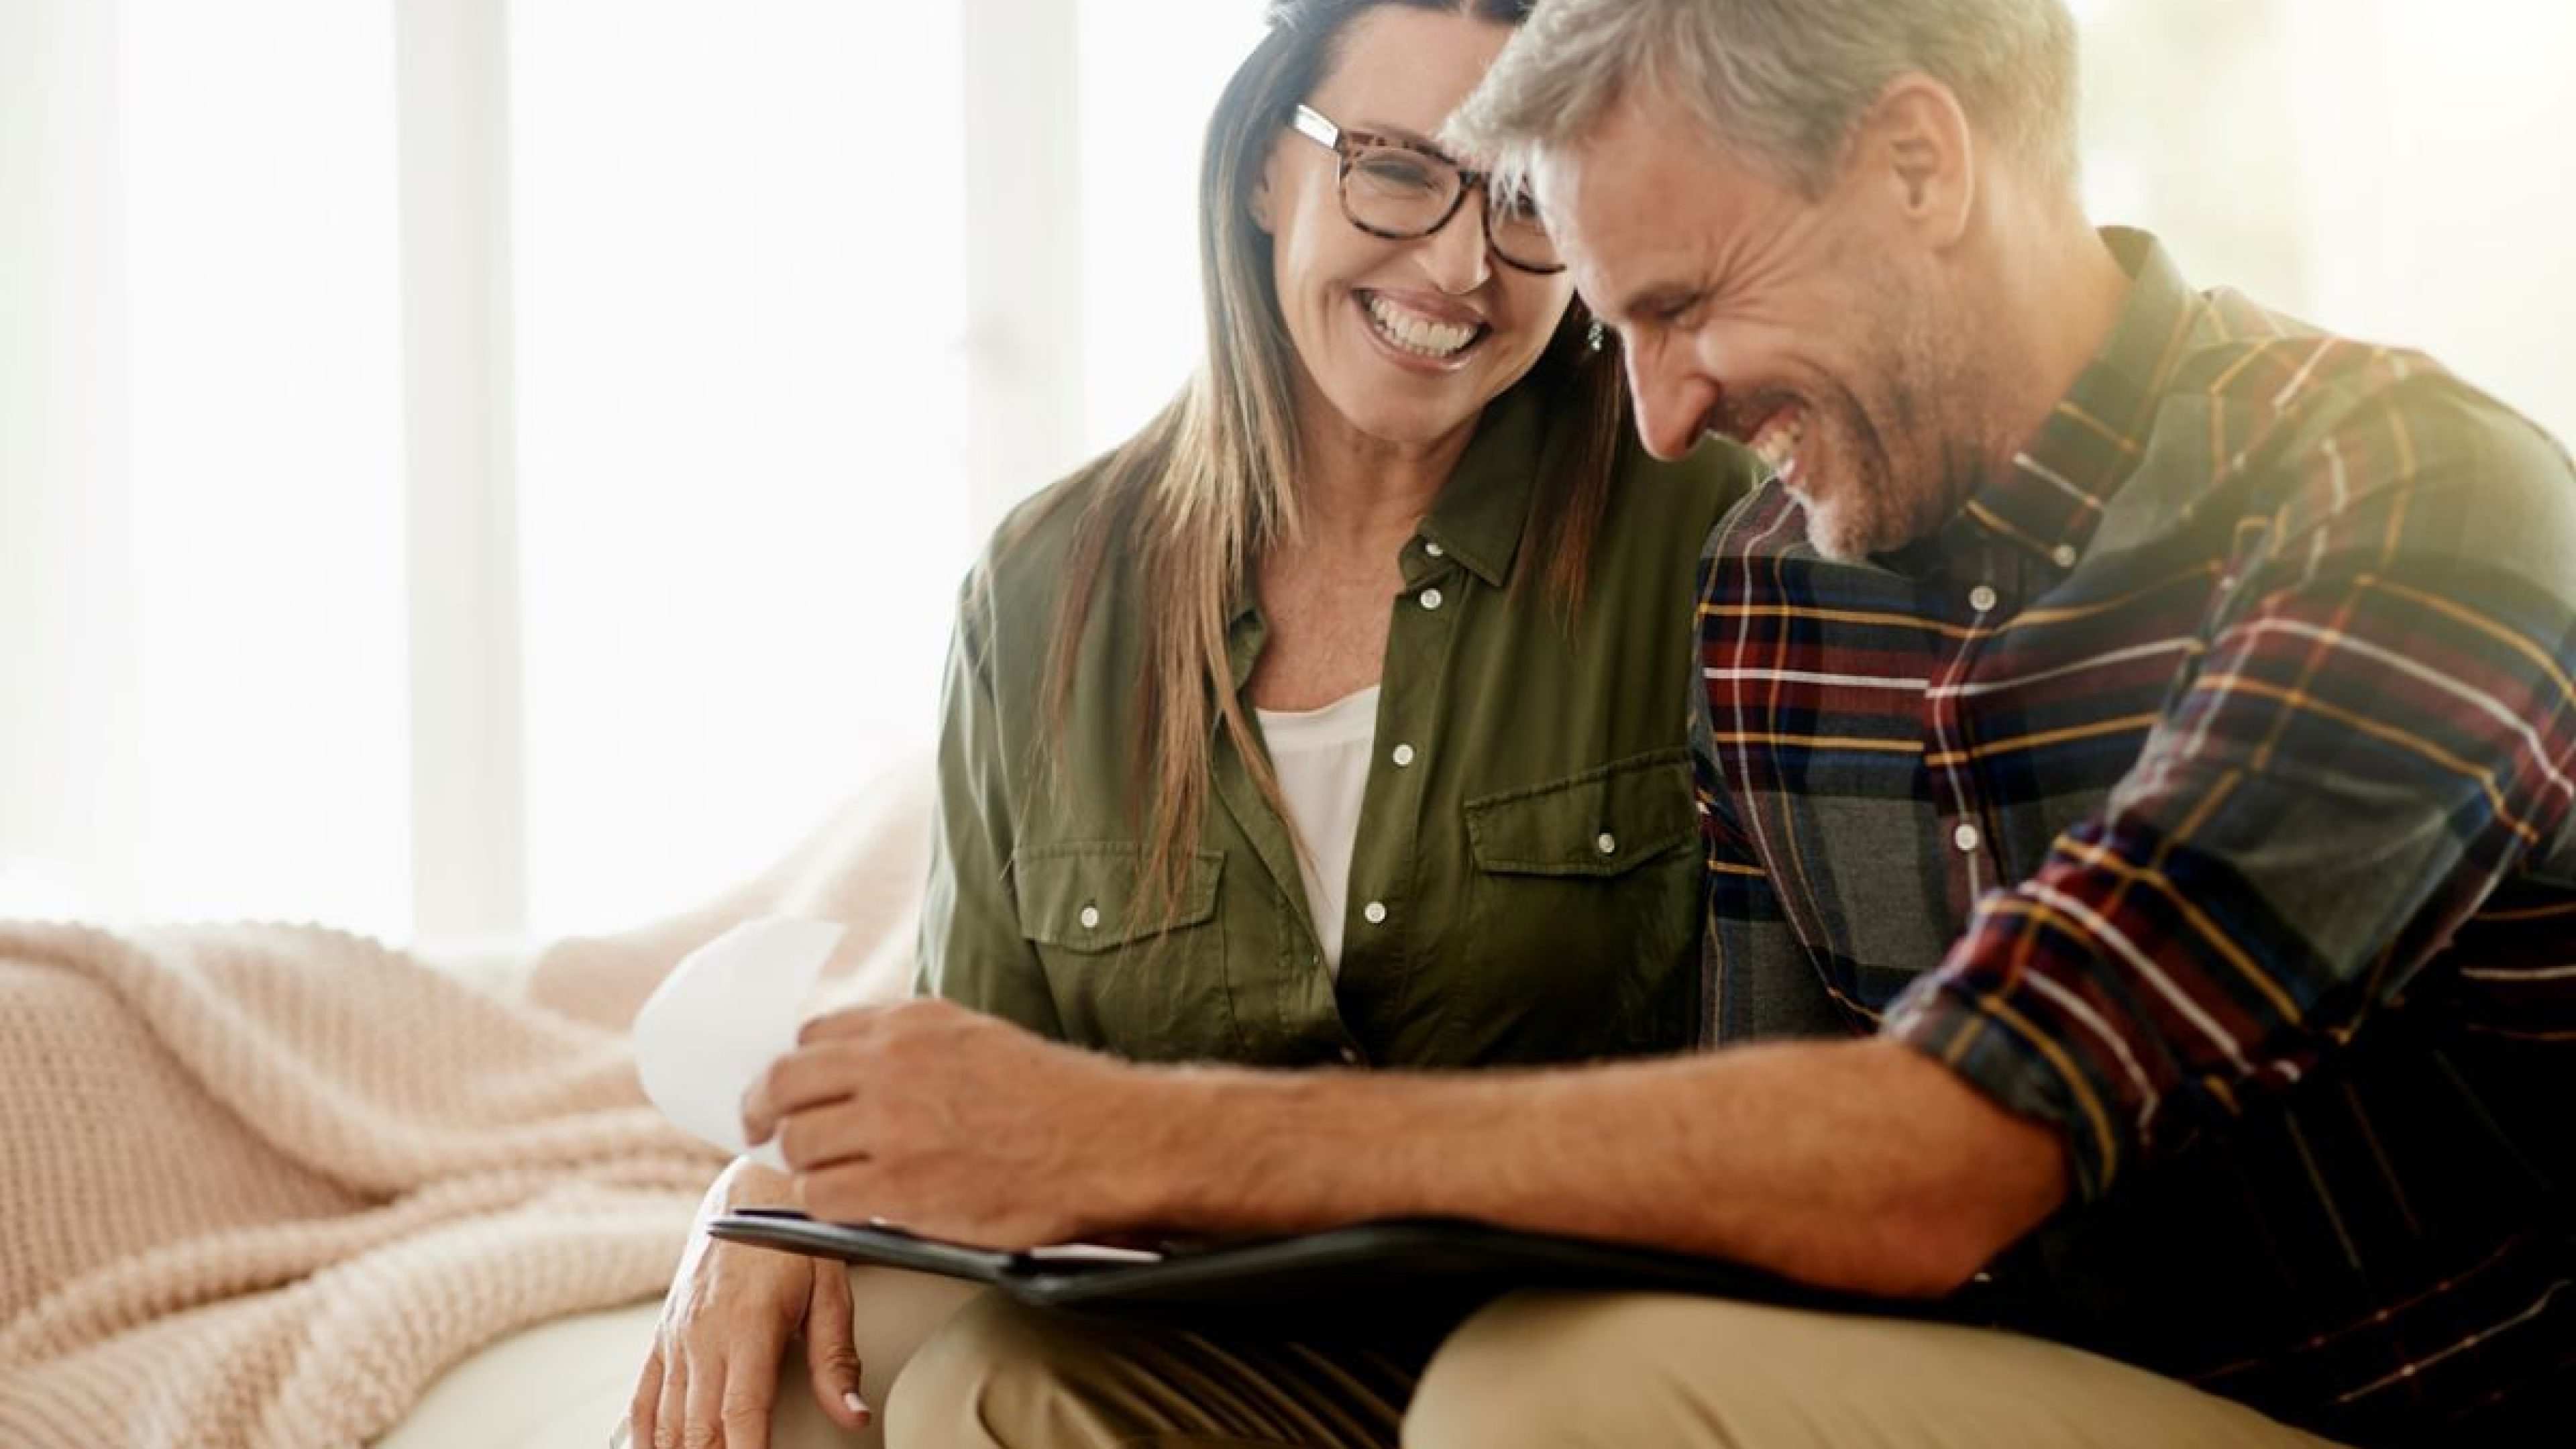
[706,1155,795,1215]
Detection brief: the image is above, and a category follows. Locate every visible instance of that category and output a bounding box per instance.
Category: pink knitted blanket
[0,770,930,1449]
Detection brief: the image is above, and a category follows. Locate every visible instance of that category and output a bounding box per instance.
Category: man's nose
[1628,352,1719,461]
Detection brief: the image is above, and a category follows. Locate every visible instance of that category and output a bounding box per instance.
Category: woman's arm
[916,576,1065,1034]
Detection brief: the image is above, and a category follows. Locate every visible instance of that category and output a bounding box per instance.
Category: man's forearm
[1127,1037,2068,1297]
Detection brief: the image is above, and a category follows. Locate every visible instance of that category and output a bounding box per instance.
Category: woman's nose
[1415,195,1494,295]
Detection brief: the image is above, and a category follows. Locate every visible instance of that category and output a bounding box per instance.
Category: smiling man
[739,3,2576,1446]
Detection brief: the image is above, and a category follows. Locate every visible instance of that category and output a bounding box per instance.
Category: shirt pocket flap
[1013,843,1224,951]
[1464,749,1695,878]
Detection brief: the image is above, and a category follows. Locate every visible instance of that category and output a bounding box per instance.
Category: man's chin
[1795,496,1874,564]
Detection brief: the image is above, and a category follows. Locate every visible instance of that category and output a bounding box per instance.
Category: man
[743,1,2575,1444]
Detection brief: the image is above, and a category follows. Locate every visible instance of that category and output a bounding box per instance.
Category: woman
[627,1,1759,1443]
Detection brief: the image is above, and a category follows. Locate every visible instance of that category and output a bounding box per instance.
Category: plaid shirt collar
[1940,228,2202,574]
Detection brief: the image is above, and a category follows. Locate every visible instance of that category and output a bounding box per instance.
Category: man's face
[1550,91,1985,561]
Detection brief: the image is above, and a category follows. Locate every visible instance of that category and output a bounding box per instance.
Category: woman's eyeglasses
[1286,104,1565,275]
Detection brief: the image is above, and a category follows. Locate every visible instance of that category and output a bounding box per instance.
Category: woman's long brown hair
[1014,0,1631,932]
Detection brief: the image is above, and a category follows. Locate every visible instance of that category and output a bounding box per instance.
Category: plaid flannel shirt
[1692,230,2575,1446]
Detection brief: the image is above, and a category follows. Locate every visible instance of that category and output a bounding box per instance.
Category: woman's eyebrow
[1348,118,1446,150]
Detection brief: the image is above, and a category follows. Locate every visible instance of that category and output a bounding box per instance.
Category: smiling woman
[618,1,1764,1443]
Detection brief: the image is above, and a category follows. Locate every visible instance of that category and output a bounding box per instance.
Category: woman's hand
[625,1158,869,1449]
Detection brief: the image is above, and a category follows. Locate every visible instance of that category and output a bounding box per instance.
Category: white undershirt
[1252,685,1380,977]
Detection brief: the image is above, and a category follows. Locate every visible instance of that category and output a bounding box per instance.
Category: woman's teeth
[1364,294,1479,358]
[1748,408,1807,483]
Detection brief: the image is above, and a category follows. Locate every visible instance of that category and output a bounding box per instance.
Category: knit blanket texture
[0,772,929,1448]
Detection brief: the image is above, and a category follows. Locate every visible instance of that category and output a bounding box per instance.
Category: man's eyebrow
[1606,281,1703,323]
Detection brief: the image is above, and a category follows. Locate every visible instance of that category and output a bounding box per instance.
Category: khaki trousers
[766,1267,985,1449]
[880,1289,2350,1449]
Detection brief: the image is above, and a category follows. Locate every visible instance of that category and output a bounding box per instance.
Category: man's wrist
[1079,1057,1222,1234]
[1091,1061,1408,1239]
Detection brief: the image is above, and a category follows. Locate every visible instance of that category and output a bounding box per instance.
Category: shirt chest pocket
[1456,749,1701,1058]
[1012,843,1240,1061]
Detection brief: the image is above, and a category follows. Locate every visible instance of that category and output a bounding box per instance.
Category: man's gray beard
[1799,493,1872,563]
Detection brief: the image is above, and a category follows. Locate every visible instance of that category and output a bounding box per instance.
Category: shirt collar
[1416,380,1546,590]
[1952,227,2202,570]
[1226,377,1551,643]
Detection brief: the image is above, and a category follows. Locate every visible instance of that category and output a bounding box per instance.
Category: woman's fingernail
[845,1390,871,1419]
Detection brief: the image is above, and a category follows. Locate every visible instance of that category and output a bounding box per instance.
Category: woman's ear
[1246,131,1287,234]
[1248,164,1277,234]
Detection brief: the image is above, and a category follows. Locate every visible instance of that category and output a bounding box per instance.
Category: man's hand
[740,998,1155,1246]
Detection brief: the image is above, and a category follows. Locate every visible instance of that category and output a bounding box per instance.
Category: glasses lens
[1341,144,1462,236]
[1486,186,1562,272]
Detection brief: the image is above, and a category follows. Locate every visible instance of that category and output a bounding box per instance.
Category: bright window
[510,0,971,938]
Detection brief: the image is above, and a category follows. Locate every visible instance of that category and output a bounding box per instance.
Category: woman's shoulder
[1579,435,1768,582]
[1607,434,1767,527]
[987,455,1118,562]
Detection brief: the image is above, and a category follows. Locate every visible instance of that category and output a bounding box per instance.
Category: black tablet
[708,1210,1973,1322]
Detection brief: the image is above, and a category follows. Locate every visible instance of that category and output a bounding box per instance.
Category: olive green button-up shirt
[919,384,1758,1069]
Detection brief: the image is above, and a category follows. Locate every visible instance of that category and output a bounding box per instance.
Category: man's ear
[1857,74,1976,247]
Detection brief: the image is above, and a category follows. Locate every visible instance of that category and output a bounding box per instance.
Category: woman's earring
[1585,317,1607,354]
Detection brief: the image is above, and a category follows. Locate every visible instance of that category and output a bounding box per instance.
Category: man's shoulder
[2161,290,2564,474]
[2147,297,2576,569]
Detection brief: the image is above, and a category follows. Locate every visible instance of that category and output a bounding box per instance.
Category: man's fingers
[796,1159,914,1234]
[741,1044,858,1146]
[803,1265,871,1428]
[773,1102,878,1174]
[794,1003,899,1044]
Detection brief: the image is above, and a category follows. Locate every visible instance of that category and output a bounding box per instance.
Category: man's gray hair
[1447,0,2080,201]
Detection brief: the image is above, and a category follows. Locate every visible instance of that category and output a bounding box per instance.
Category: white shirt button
[1423,540,1446,559]
[1391,743,1417,767]
[1419,588,1444,612]
[1595,832,1619,856]
[1077,904,1102,929]
[1362,900,1388,924]
[1968,584,1999,613]
[2051,544,2079,569]
[1952,823,1982,854]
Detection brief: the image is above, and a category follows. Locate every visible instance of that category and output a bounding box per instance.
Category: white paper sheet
[632,916,845,1172]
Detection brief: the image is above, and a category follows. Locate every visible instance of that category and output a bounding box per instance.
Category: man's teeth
[1749,410,1807,481]
[1365,294,1478,358]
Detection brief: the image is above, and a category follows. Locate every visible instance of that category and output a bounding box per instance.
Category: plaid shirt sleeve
[1884,378,2576,1199]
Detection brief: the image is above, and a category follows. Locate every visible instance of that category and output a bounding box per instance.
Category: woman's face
[1250,7,1574,454]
